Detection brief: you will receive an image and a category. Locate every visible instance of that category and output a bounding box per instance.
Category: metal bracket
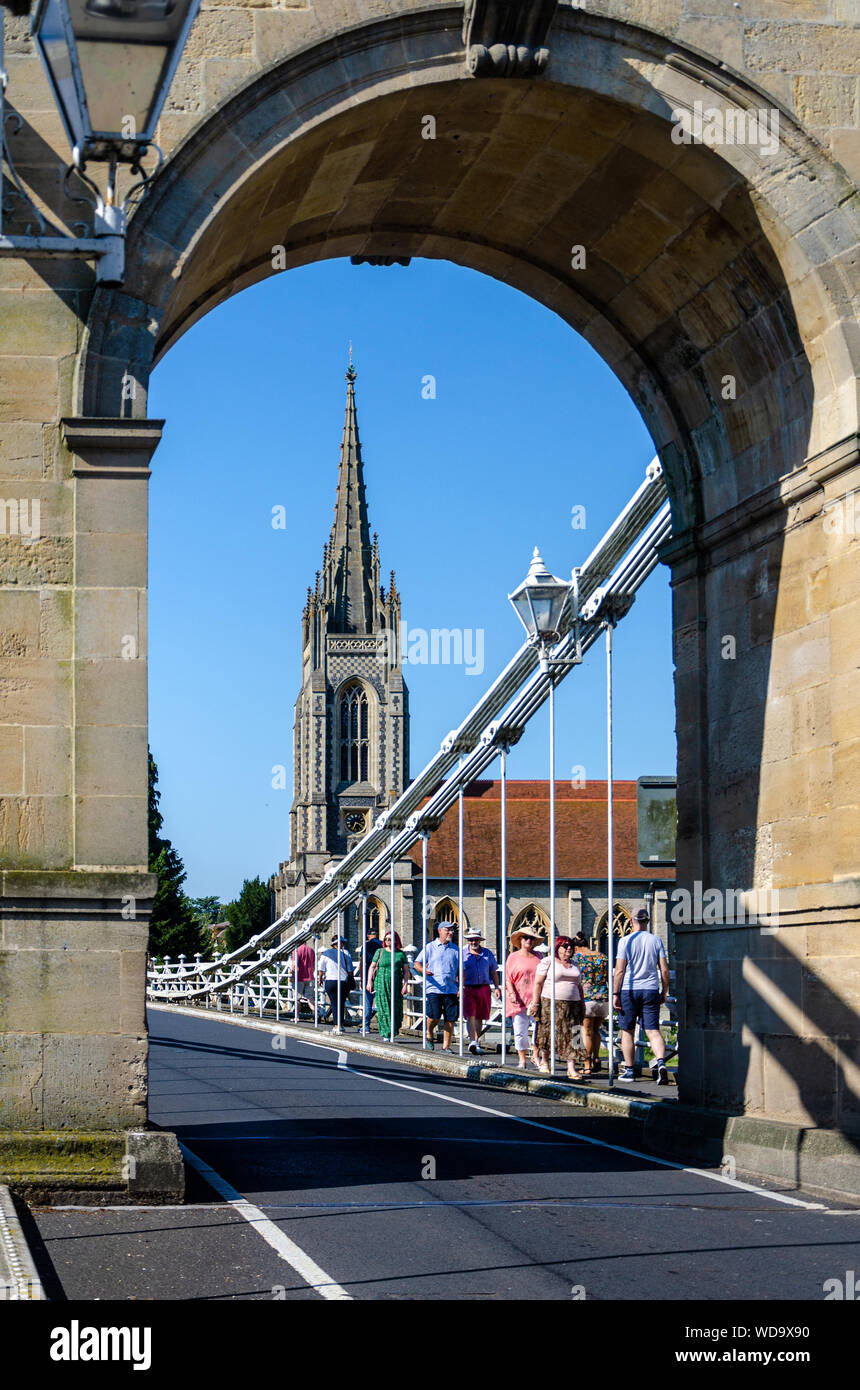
[0,25,160,284]
[582,589,635,626]
[568,566,582,663]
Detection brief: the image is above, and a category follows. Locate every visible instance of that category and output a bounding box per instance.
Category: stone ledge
[805,431,860,486]
[150,1004,860,1203]
[1,870,158,901]
[0,1129,184,1205]
[659,431,860,571]
[127,1129,184,1204]
[62,418,165,480]
[0,1131,126,1199]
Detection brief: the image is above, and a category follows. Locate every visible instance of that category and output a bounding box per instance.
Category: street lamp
[508,547,572,646]
[32,0,200,164]
[0,0,200,281]
[644,880,656,931]
[508,550,578,1078]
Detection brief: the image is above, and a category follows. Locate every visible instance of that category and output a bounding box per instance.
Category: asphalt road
[33,1008,860,1301]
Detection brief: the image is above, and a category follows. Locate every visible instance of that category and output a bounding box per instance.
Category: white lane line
[179,1143,352,1301]
[331,1060,826,1212]
[297,1038,348,1068]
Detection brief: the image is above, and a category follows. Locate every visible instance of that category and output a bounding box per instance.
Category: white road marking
[330,1058,827,1211]
[179,1143,352,1300]
[299,1038,348,1067]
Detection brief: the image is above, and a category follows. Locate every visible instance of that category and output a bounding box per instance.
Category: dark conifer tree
[223,877,272,953]
[147,752,205,960]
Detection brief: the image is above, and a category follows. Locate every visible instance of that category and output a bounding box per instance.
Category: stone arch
[74,11,860,907]
[60,8,860,1133]
[77,11,859,501]
[344,890,387,948]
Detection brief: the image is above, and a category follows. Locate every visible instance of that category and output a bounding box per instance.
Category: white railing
[147,957,678,1077]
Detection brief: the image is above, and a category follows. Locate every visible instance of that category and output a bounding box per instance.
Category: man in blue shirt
[612,908,670,1084]
[413,921,461,1051]
[462,929,501,1055]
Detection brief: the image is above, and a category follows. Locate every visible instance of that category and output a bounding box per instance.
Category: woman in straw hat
[505,923,544,1069]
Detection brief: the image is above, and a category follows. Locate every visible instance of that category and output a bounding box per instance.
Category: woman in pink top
[505,924,543,1069]
[528,936,586,1080]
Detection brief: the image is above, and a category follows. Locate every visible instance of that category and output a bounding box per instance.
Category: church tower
[272,361,409,915]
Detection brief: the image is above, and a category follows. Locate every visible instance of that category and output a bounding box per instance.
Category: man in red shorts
[462,928,501,1056]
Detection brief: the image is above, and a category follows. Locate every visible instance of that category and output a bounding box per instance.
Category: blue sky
[148,258,676,903]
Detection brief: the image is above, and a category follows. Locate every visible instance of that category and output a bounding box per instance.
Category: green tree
[223,876,272,953]
[148,752,205,960]
[188,895,224,930]
[188,895,225,955]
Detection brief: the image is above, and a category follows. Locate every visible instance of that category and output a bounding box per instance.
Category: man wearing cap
[612,908,670,1084]
[505,924,543,1068]
[462,929,501,1056]
[413,922,461,1051]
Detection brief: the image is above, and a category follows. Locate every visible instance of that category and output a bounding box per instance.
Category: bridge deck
[28,1009,859,1302]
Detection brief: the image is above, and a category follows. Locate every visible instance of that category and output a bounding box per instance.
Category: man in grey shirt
[612,908,670,1084]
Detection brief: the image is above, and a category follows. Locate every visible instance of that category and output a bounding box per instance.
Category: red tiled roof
[407,780,675,881]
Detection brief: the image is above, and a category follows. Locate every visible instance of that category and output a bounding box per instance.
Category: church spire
[324,356,378,634]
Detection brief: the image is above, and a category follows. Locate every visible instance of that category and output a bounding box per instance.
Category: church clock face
[345,811,367,835]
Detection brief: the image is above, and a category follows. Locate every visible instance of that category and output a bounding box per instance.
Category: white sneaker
[468,1041,481,1055]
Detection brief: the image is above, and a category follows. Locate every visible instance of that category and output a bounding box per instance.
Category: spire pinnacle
[325,362,376,632]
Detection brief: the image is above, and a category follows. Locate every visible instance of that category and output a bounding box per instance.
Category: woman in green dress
[367,931,411,1039]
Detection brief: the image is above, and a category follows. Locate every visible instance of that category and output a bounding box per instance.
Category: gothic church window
[509,904,549,944]
[432,898,461,929]
[367,897,385,936]
[339,681,369,784]
[593,904,633,954]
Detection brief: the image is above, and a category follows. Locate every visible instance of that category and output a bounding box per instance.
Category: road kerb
[0,1184,46,1300]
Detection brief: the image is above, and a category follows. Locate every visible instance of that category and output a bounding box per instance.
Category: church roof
[407,779,675,881]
